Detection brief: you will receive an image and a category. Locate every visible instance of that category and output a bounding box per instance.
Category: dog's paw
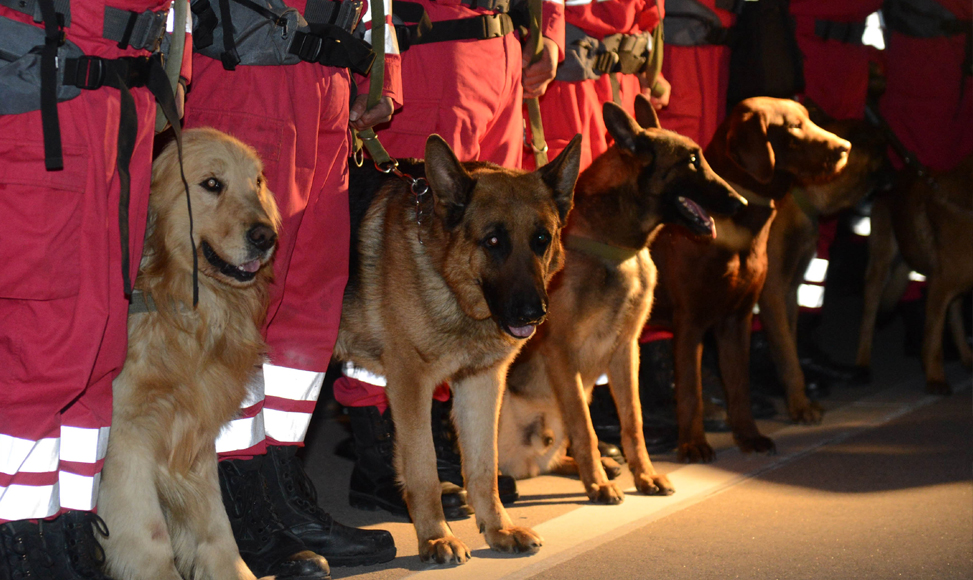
[736,434,776,455]
[585,481,624,504]
[601,457,623,480]
[634,473,675,496]
[419,536,471,565]
[677,441,715,464]
[926,380,952,396]
[788,401,823,425]
[485,526,543,554]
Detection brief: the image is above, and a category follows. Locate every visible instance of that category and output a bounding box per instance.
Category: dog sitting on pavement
[334,134,581,565]
[649,97,851,463]
[97,129,330,579]
[497,96,745,503]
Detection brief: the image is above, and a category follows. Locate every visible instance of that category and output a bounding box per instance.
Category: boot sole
[326,545,398,567]
[349,492,473,521]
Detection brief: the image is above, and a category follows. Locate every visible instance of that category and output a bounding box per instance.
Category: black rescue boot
[0,510,112,580]
[259,445,396,567]
[431,399,520,505]
[346,405,472,520]
[218,459,332,579]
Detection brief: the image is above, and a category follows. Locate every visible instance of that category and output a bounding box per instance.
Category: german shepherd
[497,96,745,503]
[97,129,327,579]
[334,134,582,564]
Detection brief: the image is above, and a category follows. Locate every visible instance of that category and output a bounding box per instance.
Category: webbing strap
[397,12,513,48]
[0,0,70,26]
[524,0,548,166]
[355,0,392,166]
[103,6,168,51]
[38,0,64,171]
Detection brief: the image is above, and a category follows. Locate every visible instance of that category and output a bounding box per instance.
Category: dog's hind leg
[451,366,543,555]
[169,445,257,580]
[947,298,973,369]
[856,199,897,372]
[385,369,469,565]
[921,277,956,395]
[98,437,183,580]
[607,340,674,496]
[672,323,713,463]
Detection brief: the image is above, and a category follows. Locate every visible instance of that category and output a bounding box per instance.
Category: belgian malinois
[334,134,582,564]
[497,96,746,503]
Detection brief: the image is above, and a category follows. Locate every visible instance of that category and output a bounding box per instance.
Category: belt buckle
[294,32,324,62]
[72,56,105,90]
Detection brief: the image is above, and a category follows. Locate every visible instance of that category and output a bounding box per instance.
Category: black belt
[397,12,515,49]
[814,19,867,45]
[289,23,376,75]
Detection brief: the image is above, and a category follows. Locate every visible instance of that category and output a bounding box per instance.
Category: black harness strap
[38,0,65,171]
[290,23,376,75]
[217,0,241,70]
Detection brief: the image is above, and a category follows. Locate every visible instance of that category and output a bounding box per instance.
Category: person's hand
[349,94,395,131]
[522,37,559,99]
[640,73,671,110]
[175,80,186,120]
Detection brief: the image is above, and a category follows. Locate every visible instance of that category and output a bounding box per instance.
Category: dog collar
[129,290,157,314]
[564,235,641,266]
[789,186,821,222]
[728,181,774,208]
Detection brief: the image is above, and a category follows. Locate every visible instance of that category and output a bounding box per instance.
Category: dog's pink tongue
[509,325,536,339]
[240,260,262,273]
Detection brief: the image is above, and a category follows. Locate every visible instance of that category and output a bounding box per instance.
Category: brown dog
[97,129,311,579]
[649,97,851,463]
[759,119,886,422]
[497,96,745,503]
[334,135,581,564]
[856,155,973,394]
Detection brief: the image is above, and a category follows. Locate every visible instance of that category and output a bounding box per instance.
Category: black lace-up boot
[346,405,472,520]
[0,511,112,580]
[430,399,520,505]
[258,446,396,566]
[218,459,332,579]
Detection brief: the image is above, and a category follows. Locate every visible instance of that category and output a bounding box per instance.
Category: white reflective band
[804,257,829,284]
[797,284,826,309]
[166,1,193,34]
[263,364,324,402]
[863,12,885,50]
[595,374,609,386]
[0,482,59,521]
[263,409,313,444]
[343,362,387,387]
[908,271,927,282]
[59,426,110,464]
[59,472,99,512]
[0,434,59,475]
[851,216,871,237]
[363,0,400,56]
[215,415,266,454]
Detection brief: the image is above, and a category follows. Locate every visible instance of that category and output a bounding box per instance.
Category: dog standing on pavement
[334,134,581,565]
[649,97,851,463]
[856,155,973,394]
[497,96,746,503]
[758,119,886,423]
[97,129,316,580]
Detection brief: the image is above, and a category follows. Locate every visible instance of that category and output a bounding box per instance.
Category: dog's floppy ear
[726,109,775,184]
[633,94,661,130]
[425,134,475,228]
[538,133,581,223]
[603,102,642,154]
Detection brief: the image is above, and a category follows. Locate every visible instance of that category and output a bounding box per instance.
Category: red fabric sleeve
[355,53,403,109]
[541,0,566,61]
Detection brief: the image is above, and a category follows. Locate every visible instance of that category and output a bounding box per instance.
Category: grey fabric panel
[0,15,82,115]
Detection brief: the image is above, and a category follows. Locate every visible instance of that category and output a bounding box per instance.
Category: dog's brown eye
[256,176,263,187]
[200,177,224,194]
[485,236,500,248]
[689,154,700,169]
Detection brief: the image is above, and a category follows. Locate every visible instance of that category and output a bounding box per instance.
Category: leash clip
[374,158,430,245]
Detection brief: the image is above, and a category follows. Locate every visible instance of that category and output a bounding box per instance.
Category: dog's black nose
[247,224,277,252]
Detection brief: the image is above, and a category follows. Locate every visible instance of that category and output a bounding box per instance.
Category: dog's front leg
[451,367,543,554]
[385,371,469,564]
[544,345,622,504]
[174,444,258,580]
[672,320,713,463]
[607,340,674,496]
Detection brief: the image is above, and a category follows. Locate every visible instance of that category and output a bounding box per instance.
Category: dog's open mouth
[503,323,537,340]
[201,240,262,283]
[674,195,716,238]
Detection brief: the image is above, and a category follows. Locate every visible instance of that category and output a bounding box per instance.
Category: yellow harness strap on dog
[353,0,393,167]
[524,0,549,167]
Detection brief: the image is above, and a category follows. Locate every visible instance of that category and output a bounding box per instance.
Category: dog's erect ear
[726,109,775,184]
[634,94,661,130]
[603,102,642,154]
[425,134,475,227]
[538,133,581,222]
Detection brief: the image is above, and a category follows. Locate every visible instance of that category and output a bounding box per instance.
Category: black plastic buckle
[293,32,324,63]
[69,56,106,90]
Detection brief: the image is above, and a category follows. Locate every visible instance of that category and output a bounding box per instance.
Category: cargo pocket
[0,139,88,300]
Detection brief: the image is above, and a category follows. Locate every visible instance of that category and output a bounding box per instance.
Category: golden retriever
[97,128,282,580]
